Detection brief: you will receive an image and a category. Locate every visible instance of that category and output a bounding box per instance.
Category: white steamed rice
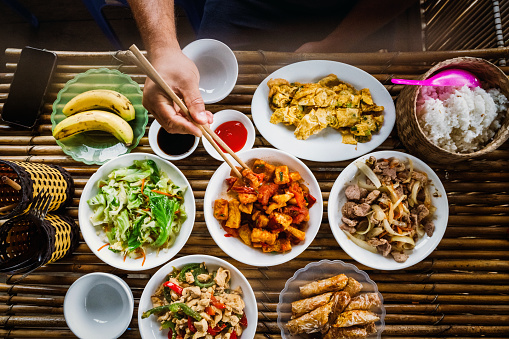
[416,85,508,153]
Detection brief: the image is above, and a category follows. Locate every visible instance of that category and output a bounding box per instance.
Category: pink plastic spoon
[391,69,481,87]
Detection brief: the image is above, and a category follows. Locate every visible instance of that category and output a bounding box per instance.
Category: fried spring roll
[333,310,380,328]
[299,274,348,298]
[324,322,377,339]
[291,292,333,319]
[329,291,351,325]
[345,293,382,311]
[286,301,334,334]
[343,277,363,297]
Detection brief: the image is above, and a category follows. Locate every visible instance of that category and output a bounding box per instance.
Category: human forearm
[128,0,179,57]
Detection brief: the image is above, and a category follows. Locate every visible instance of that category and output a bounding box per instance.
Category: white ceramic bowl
[78,153,196,271]
[204,148,323,267]
[138,254,257,339]
[148,120,199,161]
[64,273,134,339]
[328,151,449,270]
[277,260,385,338]
[182,39,238,104]
[202,109,256,161]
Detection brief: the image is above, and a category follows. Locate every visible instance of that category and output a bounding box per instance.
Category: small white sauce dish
[202,109,256,161]
[64,272,134,339]
[148,120,199,161]
[182,39,238,104]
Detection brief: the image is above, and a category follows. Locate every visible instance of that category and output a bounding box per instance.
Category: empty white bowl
[64,273,134,339]
[182,39,238,104]
[148,120,199,161]
[202,109,256,161]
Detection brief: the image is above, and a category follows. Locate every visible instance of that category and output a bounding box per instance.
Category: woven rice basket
[0,160,74,220]
[396,57,509,163]
[0,213,79,274]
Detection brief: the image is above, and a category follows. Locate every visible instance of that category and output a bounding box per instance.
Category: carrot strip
[97,243,110,251]
[141,249,146,266]
[141,178,146,196]
[123,253,128,262]
[151,189,182,200]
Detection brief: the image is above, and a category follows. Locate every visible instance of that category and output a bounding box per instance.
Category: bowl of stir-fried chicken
[138,255,257,339]
[328,151,448,270]
[204,148,323,267]
[277,259,385,338]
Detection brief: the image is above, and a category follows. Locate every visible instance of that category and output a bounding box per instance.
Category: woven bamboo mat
[0,47,509,338]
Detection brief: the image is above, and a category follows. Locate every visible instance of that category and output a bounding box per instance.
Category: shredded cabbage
[87,159,187,256]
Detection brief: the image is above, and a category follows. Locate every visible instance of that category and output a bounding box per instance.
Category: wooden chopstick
[126,45,249,178]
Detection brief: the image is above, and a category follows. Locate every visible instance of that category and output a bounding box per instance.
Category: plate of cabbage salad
[79,153,195,271]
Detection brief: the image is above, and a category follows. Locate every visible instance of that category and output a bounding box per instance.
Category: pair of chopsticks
[125,45,248,178]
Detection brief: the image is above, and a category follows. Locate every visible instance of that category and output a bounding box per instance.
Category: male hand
[143,48,213,137]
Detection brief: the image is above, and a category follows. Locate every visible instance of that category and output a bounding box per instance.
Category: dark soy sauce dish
[148,121,199,160]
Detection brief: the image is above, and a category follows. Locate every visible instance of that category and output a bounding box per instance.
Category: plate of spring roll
[277,259,385,338]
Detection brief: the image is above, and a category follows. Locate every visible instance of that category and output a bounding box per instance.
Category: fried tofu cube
[262,238,291,253]
[242,169,262,188]
[289,171,302,182]
[225,199,241,229]
[286,226,306,241]
[239,203,253,214]
[262,241,281,253]
[279,238,292,252]
[253,159,276,180]
[238,193,258,205]
[272,211,293,230]
[213,199,229,220]
[251,228,277,245]
[238,224,252,246]
[272,192,294,205]
[255,214,269,228]
[274,166,290,185]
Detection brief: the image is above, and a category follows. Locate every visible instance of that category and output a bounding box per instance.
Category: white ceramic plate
[251,60,396,162]
[78,153,195,271]
[277,259,385,338]
[204,148,323,267]
[328,151,449,270]
[138,255,257,339]
[202,109,256,161]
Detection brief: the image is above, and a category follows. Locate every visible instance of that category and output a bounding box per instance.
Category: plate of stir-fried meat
[251,60,395,162]
[328,151,448,270]
[204,148,323,267]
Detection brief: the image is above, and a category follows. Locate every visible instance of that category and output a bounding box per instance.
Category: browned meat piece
[359,187,368,198]
[345,184,362,201]
[342,201,357,219]
[340,223,356,234]
[411,171,428,183]
[382,167,397,180]
[364,190,380,204]
[416,204,430,222]
[391,251,409,262]
[353,203,371,217]
[424,220,435,237]
[368,238,391,257]
[395,185,404,197]
[341,216,358,227]
[373,160,389,173]
[397,171,408,181]
[409,213,418,229]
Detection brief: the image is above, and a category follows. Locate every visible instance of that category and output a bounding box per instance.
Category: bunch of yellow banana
[53,90,135,145]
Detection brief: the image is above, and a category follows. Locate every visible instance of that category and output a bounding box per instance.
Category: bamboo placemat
[0,47,508,338]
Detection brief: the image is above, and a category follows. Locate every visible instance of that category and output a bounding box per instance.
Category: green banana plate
[51,68,148,165]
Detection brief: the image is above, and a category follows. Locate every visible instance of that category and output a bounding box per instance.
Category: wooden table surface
[0,47,509,338]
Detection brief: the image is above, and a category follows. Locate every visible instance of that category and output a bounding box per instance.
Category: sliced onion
[371,205,386,221]
[343,230,378,253]
[410,181,420,206]
[390,235,416,249]
[356,216,374,235]
[366,226,384,238]
[416,224,425,237]
[383,218,410,236]
[424,186,432,209]
[355,161,381,188]
[357,179,377,191]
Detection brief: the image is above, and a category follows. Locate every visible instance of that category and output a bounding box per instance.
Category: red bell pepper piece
[211,296,226,309]
[205,306,215,315]
[188,317,197,333]
[239,312,248,327]
[230,331,238,339]
[207,323,227,335]
[163,281,183,295]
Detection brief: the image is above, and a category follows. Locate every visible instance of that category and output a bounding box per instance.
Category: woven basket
[396,57,509,163]
[0,213,79,273]
[0,160,74,220]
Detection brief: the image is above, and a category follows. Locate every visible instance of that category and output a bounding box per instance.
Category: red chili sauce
[214,121,247,153]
